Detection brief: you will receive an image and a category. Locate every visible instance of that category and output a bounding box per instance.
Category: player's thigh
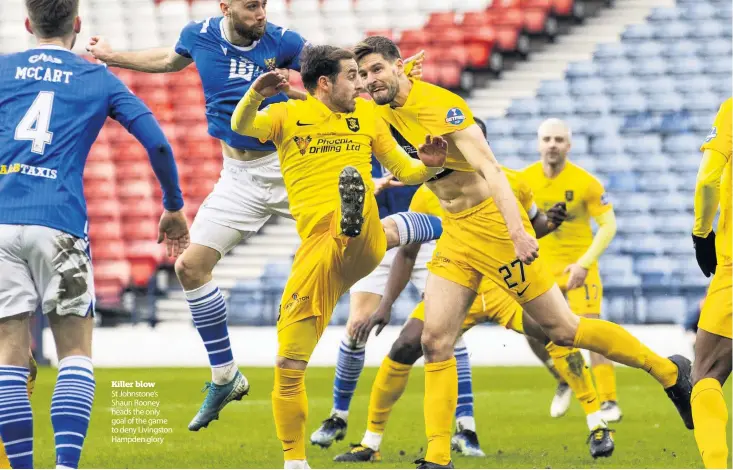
[698,264,733,341]
[389,317,425,365]
[692,329,732,386]
[410,242,434,296]
[24,226,94,319]
[566,267,603,315]
[277,316,325,365]
[347,248,395,328]
[470,280,526,334]
[0,225,39,321]
[522,284,580,347]
[48,310,94,359]
[521,310,550,344]
[421,273,475,360]
[0,312,32,366]
[187,217,244,263]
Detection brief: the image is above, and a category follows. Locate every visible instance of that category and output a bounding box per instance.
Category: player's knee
[389,334,422,365]
[545,321,577,348]
[421,328,454,362]
[174,254,209,288]
[275,355,307,371]
[692,355,731,386]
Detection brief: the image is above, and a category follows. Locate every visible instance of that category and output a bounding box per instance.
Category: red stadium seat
[115,142,149,162]
[364,30,394,40]
[434,45,469,67]
[135,73,171,90]
[122,219,159,242]
[109,68,136,88]
[464,25,499,68]
[121,200,157,220]
[88,143,113,162]
[184,179,216,199]
[126,241,166,286]
[84,180,117,200]
[84,161,116,182]
[93,239,127,261]
[118,180,154,199]
[116,162,154,182]
[88,220,122,241]
[87,199,121,222]
[421,64,440,85]
[427,12,457,28]
[438,64,462,89]
[94,260,131,301]
[523,8,550,35]
[400,29,430,47]
[552,0,575,16]
[522,0,553,8]
[431,27,464,46]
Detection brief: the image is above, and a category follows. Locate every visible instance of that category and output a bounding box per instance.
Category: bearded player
[355,36,693,468]
[521,118,621,423]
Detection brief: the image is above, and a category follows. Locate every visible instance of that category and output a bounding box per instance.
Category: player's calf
[339,167,366,237]
[382,212,443,249]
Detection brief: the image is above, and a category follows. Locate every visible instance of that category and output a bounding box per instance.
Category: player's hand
[564,263,589,290]
[404,50,425,80]
[417,135,448,168]
[252,71,289,98]
[353,308,392,344]
[157,210,190,258]
[692,232,717,277]
[511,229,539,265]
[546,202,567,231]
[373,175,405,195]
[86,36,114,62]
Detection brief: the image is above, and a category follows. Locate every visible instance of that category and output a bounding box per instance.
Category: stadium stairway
[468,0,674,117]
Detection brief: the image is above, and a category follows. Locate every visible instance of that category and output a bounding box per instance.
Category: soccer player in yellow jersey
[230,45,447,469]
[0,351,36,469]
[335,166,616,463]
[521,118,622,422]
[354,36,693,468]
[690,98,732,469]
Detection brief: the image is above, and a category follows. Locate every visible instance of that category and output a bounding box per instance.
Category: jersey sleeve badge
[445,107,466,126]
[600,192,609,205]
[705,126,718,143]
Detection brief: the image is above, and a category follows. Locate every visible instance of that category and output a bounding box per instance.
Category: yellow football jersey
[374,79,476,173]
[700,98,732,264]
[409,167,536,218]
[256,96,396,238]
[521,161,612,265]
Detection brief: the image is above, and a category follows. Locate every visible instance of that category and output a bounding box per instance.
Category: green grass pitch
[28,366,731,468]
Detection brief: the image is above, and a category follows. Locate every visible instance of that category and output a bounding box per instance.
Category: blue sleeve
[106,71,150,130]
[278,28,308,71]
[174,20,202,59]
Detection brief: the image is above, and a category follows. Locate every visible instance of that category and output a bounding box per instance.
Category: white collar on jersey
[32,44,70,52]
[220,17,260,52]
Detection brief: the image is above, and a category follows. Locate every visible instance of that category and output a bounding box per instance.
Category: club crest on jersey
[264,58,277,70]
[565,190,574,202]
[445,108,466,126]
[705,126,717,143]
[294,136,312,155]
[346,117,360,132]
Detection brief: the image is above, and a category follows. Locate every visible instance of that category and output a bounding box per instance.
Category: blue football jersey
[371,155,420,219]
[175,17,307,151]
[0,45,154,239]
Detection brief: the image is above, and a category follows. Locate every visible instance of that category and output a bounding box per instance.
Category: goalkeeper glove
[546,202,568,231]
[692,232,717,277]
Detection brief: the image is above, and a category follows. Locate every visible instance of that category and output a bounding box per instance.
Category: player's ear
[74,16,82,34]
[25,18,33,35]
[395,58,404,75]
[219,0,229,16]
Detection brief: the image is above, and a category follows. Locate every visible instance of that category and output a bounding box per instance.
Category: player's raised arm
[450,125,539,263]
[87,36,192,73]
[106,73,188,256]
[372,119,447,184]
[231,71,288,141]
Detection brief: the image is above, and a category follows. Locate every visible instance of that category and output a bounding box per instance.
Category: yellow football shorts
[549,261,603,315]
[699,263,732,339]
[427,197,554,304]
[410,278,524,334]
[277,194,387,362]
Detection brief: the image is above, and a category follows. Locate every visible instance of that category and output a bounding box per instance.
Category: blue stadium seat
[653,21,691,41]
[594,43,626,61]
[622,135,662,156]
[569,155,596,173]
[575,96,612,117]
[609,93,647,114]
[489,138,523,156]
[705,59,733,75]
[597,59,633,79]
[616,193,651,214]
[620,112,657,134]
[483,118,514,137]
[688,21,725,40]
[626,41,664,59]
[638,173,682,192]
[501,156,527,170]
[511,117,545,137]
[605,76,640,97]
[662,40,700,58]
[690,114,715,132]
[606,172,638,192]
[663,235,694,255]
[538,98,575,117]
[663,134,701,155]
[537,79,570,97]
[684,2,716,20]
[659,110,693,134]
[683,92,721,112]
[625,235,665,255]
[621,23,654,42]
[675,75,713,95]
[565,61,598,79]
[645,296,686,323]
[590,135,624,156]
[647,92,684,113]
[667,57,704,76]
[506,98,540,117]
[639,76,676,96]
[565,116,588,136]
[634,153,670,173]
[519,139,538,158]
[600,255,634,277]
[673,155,704,174]
[698,38,733,58]
[656,216,692,234]
[569,77,606,96]
[583,116,623,137]
[571,135,589,154]
[618,215,655,234]
[646,6,681,23]
[636,256,680,275]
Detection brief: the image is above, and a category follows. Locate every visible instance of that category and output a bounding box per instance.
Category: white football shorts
[350,240,436,296]
[0,224,95,319]
[190,153,292,256]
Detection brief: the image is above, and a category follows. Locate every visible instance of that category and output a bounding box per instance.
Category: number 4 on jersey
[15,91,55,155]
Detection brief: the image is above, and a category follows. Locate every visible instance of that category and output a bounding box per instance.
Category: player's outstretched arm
[353,243,421,344]
[231,71,288,140]
[693,148,727,277]
[450,124,539,264]
[532,202,567,238]
[565,209,617,289]
[87,36,192,73]
[373,117,446,184]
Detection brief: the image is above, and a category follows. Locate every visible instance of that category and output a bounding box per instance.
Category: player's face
[223,0,267,41]
[538,126,571,165]
[358,53,401,105]
[329,59,360,114]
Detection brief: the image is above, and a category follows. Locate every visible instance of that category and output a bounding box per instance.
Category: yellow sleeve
[577,209,617,269]
[373,117,441,185]
[586,175,613,217]
[418,88,476,136]
[694,99,732,236]
[230,88,286,144]
[518,177,538,219]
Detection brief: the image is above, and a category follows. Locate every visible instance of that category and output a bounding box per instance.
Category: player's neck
[315,92,348,115]
[36,37,72,50]
[542,160,566,178]
[222,17,255,47]
[390,75,413,108]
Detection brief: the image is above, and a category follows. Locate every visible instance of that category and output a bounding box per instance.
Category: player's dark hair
[353,36,402,64]
[476,118,487,138]
[300,45,355,93]
[25,0,79,38]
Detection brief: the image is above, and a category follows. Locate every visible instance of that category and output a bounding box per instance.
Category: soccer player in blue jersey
[87,0,440,432]
[0,0,188,468]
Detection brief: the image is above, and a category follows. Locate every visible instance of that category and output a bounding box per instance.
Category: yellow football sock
[272,367,308,461]
[692,378,729,469]
[0,440,9,470]
[367,357,413,434]
[592,363,618,403]
[546,342,600,415]
[573,317,677,388]
[425,357,457,466]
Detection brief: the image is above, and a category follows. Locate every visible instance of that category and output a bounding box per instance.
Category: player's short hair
[537,118,572,142]
[476,118,487,139]
[353,36,402,64]
[25,0,79,38]
[300,45,355,93]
